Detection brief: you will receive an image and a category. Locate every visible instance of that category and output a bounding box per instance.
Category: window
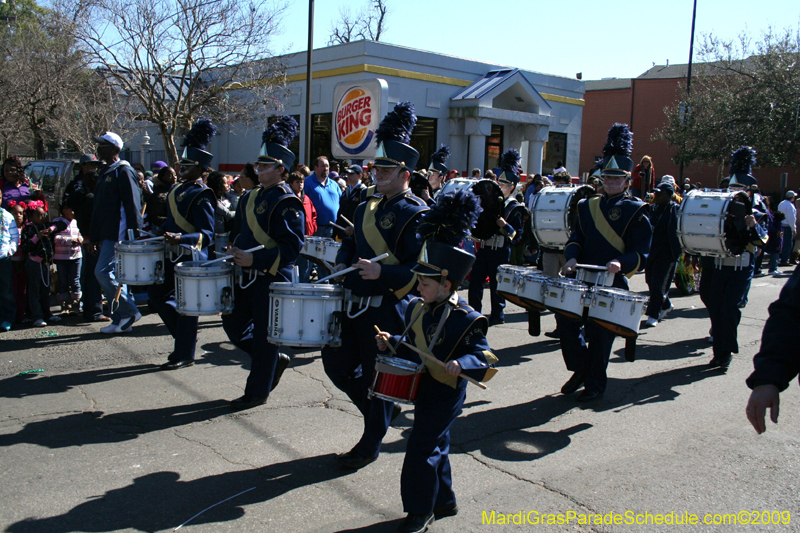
[543,132,567,173]
[410,117,437,169]
[309,113,333,167]
[484,124,504,172]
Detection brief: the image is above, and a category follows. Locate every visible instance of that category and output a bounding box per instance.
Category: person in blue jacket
[149,119,217,370]
[221,117,304,410]
[376,189,497,533]
[322,102,429,470]
[559,124,652,402]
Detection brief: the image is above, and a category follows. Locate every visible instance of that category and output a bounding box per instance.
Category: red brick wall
[582,78,796,195]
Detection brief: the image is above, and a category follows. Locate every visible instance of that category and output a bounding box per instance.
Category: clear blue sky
[272,0,800,81]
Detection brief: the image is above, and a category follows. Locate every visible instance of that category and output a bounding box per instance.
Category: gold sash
[167,185,196,234]
[244,188,281,275]
[588,197,625,254]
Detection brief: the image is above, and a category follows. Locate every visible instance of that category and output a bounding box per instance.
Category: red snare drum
[369,355,423,404]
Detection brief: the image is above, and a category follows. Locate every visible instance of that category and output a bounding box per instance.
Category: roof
[585,78,631,91]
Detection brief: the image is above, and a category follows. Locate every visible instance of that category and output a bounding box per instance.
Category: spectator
[777,191,796,266]
[0,202,19,331]
[471,168,482,178]
[524,174,544,207]
[7,201,27,324]
[642,182,682,328]
[287,171,317,283]
[89,131,143,334]
[52,203,83,315]
[206,171,235,235]
[62,154,103,207]
[630,155,654,199]
[2,156,45,210]
[552,160,566,174]
[297,165,312,178]
[145,166,177,230]
[761,197,783,276]
[484,169,496,181]
[237,163,258,192]
[303,156,341,239]
[223,174,239,210]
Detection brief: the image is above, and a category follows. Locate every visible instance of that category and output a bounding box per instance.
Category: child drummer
[375,190,498,533]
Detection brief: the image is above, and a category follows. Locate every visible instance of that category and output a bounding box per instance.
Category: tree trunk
[159,124,179,168]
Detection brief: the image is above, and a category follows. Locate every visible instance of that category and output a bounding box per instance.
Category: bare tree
[329,0,389,45]
[54,0,289,166]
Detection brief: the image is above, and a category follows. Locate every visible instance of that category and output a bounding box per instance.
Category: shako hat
[373,102,420,173]
[428,144,451,174]
[258,116,298,170]
[600,123,634,178]
[495,148,521,186]
[727,146,758,190]
[180,119,216,169]
[412,189,482,284]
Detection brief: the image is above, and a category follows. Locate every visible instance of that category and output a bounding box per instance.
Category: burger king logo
[335,87,375,155]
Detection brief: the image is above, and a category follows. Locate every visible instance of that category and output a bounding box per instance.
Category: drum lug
[609,299,614,313]
[155,260,163,281]
[221,286,232,309]
[328,310,342,339]
[560,289,565,303]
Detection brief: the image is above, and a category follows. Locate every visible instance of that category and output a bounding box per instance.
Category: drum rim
[270,282,344,293]
[116,241,165,252]
[592,287,648,301]
[175,260,234,274]
[547,278,588,290]
[376,354,422,372]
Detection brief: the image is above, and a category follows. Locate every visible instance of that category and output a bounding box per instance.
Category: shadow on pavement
[0,365,160,399]
[5,454,354,533]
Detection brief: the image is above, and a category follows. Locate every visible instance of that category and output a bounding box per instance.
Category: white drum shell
[496,265,527,296]
[529,186,580,249]
[543,279,589,319]
[268,282,344,347]
[115,240,165,285]
[517,271,549,306]
[301,237,341,264]
[677,190,740,257]
[587,287,648,337]
[175,261,234,316]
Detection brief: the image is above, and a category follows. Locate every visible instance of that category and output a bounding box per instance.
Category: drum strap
[244,188,282,276]
[410,300,458,389]
[167,184,200,235]
[361,196,401,267]
[588,197,625,254]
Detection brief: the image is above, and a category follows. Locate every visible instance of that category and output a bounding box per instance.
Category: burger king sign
[331,78,388,159]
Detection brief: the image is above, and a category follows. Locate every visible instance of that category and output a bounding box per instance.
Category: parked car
[24,159,80,218]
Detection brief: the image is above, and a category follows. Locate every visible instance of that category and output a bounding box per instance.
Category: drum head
[567,185,595,230]
[470,180,505,240]
[723,192,752,256]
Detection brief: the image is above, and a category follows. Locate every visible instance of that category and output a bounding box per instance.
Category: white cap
[659,174,676,187]
[93,131,124,150]
[786,190,797,199]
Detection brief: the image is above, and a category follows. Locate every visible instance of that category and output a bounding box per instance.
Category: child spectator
[0,203,19,331]
[19,200,66,327]
[7,201,28,324]
[53,203,83,315]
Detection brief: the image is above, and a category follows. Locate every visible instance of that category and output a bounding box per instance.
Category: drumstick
[331,222,348,232]
[137,236,166,243]
[373,325,397,355]
[574,264,607,271]
[400,341,488,390]
[199,245,265,267]
[314,253,390,284]
[339,215,355,228]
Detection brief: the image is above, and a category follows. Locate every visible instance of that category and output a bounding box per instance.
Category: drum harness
[384,300,453,374]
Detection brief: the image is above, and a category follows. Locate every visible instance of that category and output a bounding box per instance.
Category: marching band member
[221,117,304,410]
[375,190,497,533]
[559,124,652,401]
[702,146,768,371]
[149,119,217,370]
[322,102,429,470]
[468,149,526,326]
[427,145,450,200]
[334,164,367,239]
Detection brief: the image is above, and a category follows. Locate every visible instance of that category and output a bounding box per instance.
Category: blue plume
[430,144,451,165]
[263,116,298,148]
[375,102,417,145]
[602,123,633,157]
[182,118,216,149]
[500,148,521,172]
[417,189,482,246]
[730,145,757,175]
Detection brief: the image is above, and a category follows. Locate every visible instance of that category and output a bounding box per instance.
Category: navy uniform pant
[401,374,466,515]
[222,276,281,398]
[468,246,510,320]
[321,298,403,459]
[706,265,752,359]
[645,252,677,319]
[556,313,616,394]
[148,261,199,362]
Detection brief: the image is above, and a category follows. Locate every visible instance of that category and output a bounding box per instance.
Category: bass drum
[437,178,505,240]
[528,185,595,249]
[677,189,752,257]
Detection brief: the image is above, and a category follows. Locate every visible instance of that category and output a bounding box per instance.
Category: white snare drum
[496,265,540,311]
[214,232,229,255]
[369,354,423,404]
[301,237,341,265]
[587,287,648,338]
[174,261,234,316]
[517,270,549,310]
[543,278,589,320]
[114,240,165,285]
[677,189,752,257]
[529,185,595,249]
[268,282,344,347]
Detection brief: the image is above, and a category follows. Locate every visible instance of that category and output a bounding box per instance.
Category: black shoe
[560,372,584,395]
[391,403,403,422]
[229,395,267,410]
[577,389,603,402]
[337,450,378,470]
[160,360,194,370]
[488,316,505,326]
[397,513,434,533]
[433,502,459,519]
[271,352,291,391]
[544,330,560,339]
[710,354,732,371]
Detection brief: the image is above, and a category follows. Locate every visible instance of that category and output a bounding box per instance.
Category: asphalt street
[1,267,799,533]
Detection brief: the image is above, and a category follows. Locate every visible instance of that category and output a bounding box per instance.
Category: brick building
[580,63,794,195]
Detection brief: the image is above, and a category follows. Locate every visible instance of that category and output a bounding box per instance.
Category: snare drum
[528,185,595,249]
[369,354,423,404]
[301,237,341,265]
[677,189,752,257]
[114,240,165,285]
[496,265,530,308]
[517,270,549,310]
[587,287,648,337]
[543,278,590,320]
[214,232,229,255]
[174,261,234,316]
[268,282,344,347]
